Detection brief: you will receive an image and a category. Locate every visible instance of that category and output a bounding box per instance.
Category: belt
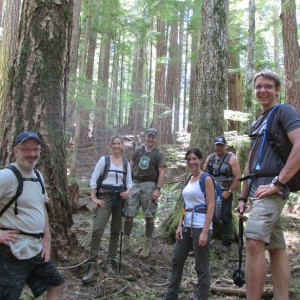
[1,228,44,239]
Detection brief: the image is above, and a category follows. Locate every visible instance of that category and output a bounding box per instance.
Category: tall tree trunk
[228,72,243,132]
[131,43,145,142]
[111,39,120,127]
[244,0,255,113]
[0,0,21,115]
[164,22,179,143]
[69,10,92,178]
[187,0,201,133]
[94,34,111,148]
[2,0,21,66]
[272,3,280,74]
[146,25,154,130]
[66,0,82,133]
[280,0,300,110]
[0,0,3,28]
[0,0,74,257]
[174,12,183,134]
[190,0,229,157]
[153,18,167,143]
[182,8,189,130]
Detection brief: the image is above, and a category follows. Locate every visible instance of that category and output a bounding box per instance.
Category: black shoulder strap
[122,157,128,186]
[96,155,110,190]
[0,165,23,218]
[265,104,284,159]
[0,166,45,218]
[33,169,45,195]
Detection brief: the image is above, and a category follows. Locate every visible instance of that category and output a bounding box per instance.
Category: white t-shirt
[182,180,213,229]
[90,156,133,189]
[0,163,48,259]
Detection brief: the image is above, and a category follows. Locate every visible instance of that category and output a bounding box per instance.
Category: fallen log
[210,285,274,299]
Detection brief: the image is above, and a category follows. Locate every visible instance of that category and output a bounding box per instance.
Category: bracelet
[238,197,247,203]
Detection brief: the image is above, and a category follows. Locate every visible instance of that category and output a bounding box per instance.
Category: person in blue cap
[203,136,241,247]
[0,131,65,299]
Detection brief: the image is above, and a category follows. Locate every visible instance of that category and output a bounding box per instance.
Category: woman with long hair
[82,135,132,283]
[165,148,215,299]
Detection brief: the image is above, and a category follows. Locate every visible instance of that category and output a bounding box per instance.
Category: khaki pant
[89,193,123,261]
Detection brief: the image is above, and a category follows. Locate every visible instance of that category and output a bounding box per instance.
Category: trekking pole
[233,216,246,287]
[119,198,125,274]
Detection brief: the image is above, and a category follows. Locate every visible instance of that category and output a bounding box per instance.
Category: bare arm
[278,128,300,183]
[42,205,51,262]
[151,166,166,200]
[199,176,215,247]
[202,156,210,172]
[237,152,251,215]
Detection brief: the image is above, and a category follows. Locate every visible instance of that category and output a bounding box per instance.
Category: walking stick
[119,198,125,274]
[233,216,246,287]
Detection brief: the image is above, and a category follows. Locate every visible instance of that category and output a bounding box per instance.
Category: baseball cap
[14,131,41,145]
[214,136,226,145]
[146,128,158,136]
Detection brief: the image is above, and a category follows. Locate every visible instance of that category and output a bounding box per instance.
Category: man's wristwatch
[156,187,161,191]
[228,189,232,194]
[272,176,284,187]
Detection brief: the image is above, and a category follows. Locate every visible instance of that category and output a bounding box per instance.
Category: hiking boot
[81,262,99,284]
[122,235,131,253]
[140,237,151,259]
[106,258,118,275]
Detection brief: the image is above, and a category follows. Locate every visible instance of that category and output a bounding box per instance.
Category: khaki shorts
[125,181,157,218]
[244,195,287,249]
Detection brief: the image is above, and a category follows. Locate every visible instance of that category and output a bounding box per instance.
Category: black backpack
[0,165,45,218]
[96,155,128,195]
[265,104,300,192]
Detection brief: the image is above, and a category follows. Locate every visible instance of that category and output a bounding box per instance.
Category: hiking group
[0,69,299,300]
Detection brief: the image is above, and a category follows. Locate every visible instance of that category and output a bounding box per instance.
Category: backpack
[199,172,223,224]
[185,172,223,224]
[207,152,233,177]
[96,155,128,196]
[264,104,300,192]
[0,165,45,218]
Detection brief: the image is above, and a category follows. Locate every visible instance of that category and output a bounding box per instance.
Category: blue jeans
[165,227,212,300]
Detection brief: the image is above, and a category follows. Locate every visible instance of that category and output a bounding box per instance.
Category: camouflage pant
[125,181,157,218]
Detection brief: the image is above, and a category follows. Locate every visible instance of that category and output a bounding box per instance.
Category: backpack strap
[199,172,213,196]
[0,166,45,218]
[255,104,282,171]
[0,165,23,218]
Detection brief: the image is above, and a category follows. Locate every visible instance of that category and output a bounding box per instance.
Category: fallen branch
[210,285,274,298]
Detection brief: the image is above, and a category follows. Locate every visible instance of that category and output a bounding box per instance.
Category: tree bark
[244,0,255,112]
[0,0,21,114]
[190,0,229,156]
[280,0,300,110]
[0,0,75,257]
[153,18,167,143]
[187,0,201,133]
[66,0,82,132]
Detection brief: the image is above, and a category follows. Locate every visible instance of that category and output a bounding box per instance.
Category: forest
[0,0,299,299]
